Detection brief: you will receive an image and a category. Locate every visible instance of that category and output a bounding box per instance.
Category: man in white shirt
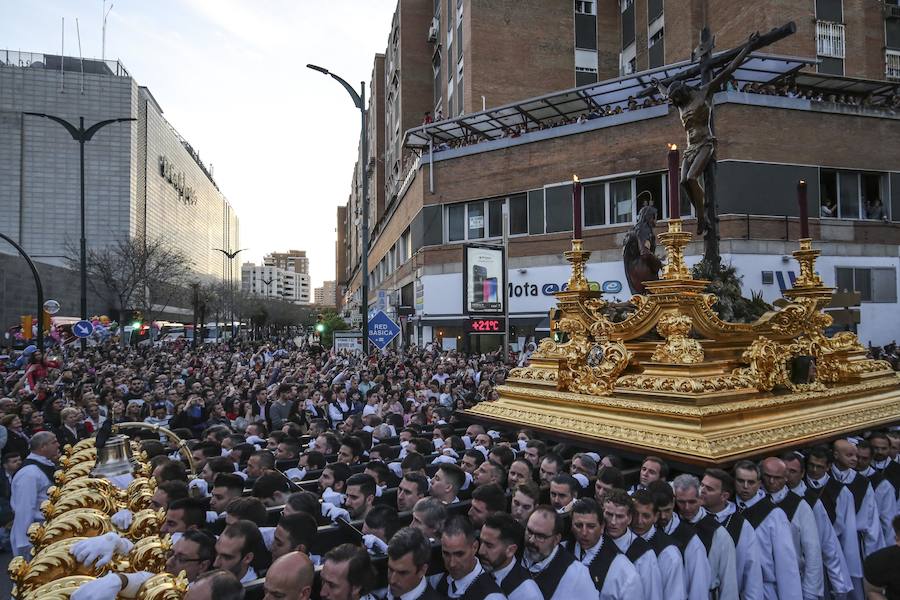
[629,456,668,495]
[566,498,641,599]
[478,513,543,600]
[602,488,663,600]
[321,543,378,600]
[760,457,824,600]
[733,460,803,600]
[521,505,598,600]
[213,520,263,584]
[11,431,59,558]
[651,479,713,600]
[781,451,853,599]
[386,527,445,600]
[832,440,885,557]
[632,489,686,600]
[429,515,505,600]
[856,440,897,550]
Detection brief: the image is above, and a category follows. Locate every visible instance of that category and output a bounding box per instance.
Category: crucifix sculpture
[648,22,796,268]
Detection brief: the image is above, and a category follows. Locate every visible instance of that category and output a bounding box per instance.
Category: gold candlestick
[565,239,591,291]
[792,238,823,288]
[658,218,692,280]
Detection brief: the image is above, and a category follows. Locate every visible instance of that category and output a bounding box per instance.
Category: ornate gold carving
[792,238,824,288]
[21,576,97,600]
[28,508,113,553]
[9,537,111,595]
[41,486,120,520]
[658,218,692,280]
[128,535,173,572]
[651,313,704,363]
[136,571,190,600]
[124,509,167,541]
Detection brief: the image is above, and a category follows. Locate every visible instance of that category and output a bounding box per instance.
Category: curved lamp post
[306,64,370,355]
[0,233,45,352]
[214,247,247,338]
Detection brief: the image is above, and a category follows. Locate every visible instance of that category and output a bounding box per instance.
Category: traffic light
[315,314,325,334]
[20,315,33,340]
[127,310,143,329]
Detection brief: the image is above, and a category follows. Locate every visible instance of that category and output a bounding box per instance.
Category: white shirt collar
[830,465,855,483]
[611,528,635,553]
[807,473,829,489]
[790,480,808,495]
[769,486,789,504]
[663,512,681,534]
[491,559,517,585]
[448,562,485,595]
[240,566,257,584]
[873,458,892,471]
[575,536,604,564]
[390,576,428,600]
[687,506,708,524]
[637,524,657,542]
[858,466,876,478]
[25,453,55,467]
[712,502,736,523]
[737,489,765,510]
[524,546,558,573]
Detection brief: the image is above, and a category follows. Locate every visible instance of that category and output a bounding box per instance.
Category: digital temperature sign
[468,318,503,333]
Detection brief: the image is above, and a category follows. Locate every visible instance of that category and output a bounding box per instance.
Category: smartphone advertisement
[464,244,504,314]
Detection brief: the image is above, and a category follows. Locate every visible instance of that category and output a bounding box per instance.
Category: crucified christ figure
[652,31,758,234]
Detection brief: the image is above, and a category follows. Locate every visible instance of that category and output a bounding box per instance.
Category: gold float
[465,222,900,465]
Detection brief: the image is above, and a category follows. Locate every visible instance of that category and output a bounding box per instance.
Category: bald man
[264,551,315,600]
[761,457,824,600]
[184,570,244,600]
[832,440,885,557]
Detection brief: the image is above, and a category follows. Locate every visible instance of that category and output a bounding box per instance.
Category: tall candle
[573,175,582,239]
[667,144,680,220]
[798,179,809,238]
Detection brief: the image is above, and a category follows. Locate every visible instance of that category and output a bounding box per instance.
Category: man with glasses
[761,457,823,600]
[522,505,598,599]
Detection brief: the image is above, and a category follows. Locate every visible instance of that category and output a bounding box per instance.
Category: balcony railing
[0,49,130,77]
[887,50,900,81]
[816,21,846,59]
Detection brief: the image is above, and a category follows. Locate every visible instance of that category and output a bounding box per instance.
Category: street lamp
[306,63,370,355]
[213,247,247,339]
[23,112,135,348]
[0,233,46,352]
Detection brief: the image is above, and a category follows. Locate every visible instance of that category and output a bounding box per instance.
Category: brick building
[337,0,900,348]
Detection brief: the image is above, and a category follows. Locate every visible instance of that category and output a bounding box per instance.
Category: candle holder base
[658,219,692,280]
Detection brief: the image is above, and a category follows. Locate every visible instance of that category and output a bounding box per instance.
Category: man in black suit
[387,527,447,600]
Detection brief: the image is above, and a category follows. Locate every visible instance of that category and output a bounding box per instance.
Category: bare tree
[67,236,193,334]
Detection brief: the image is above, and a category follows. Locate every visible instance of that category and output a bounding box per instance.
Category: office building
[241,258,311,305]
[264,250,309,274]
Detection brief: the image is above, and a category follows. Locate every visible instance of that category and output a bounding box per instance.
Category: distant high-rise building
[242,260,310,304]
[314,281,338,307]
[264,250,309,274]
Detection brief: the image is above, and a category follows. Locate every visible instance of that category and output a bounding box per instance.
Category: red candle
[573,175,582,239]
[667,144,680,220]
[798,179,809,238]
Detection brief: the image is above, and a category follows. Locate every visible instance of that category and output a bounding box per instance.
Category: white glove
[431,454,456,465]
[362,534,388,554]
[517,440,528,452]
[71,532,134,567]
[462,435,473,449]
[188,478,209,497]
[433,438,445,450]
[246,435,265,445]
[111,509,134,531]
[206,511,219,523]
[108,473,134,490]
[473,444,488,459]
[322,503,351,522]
[387,462,403,479]
[487,430,501,439]
[69,572,123,600]
[321,487,345,506]
[573,473,589,489]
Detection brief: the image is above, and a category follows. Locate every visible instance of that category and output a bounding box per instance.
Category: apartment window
[583,181,606,226]
[508,195,528,234]
[816,21,845,59]
[467,201,485,239]
[836,267,897,303]
[648,0,663,23]
[448,203,465,241]
[575,0,595,15]
[576,67,598,86]
[622,1,635,49]
[448,78,455,118]
[457,61,464,114]
[815,0,842,23]
[433,52,443,108]
[610,180,634,223]
[649,28,665,69]
[488,198,503,237]
[887,50,900,81]
[457,20,463,61]
[545,185,573,233]
[821,170,888,220]
[575,9,598,50]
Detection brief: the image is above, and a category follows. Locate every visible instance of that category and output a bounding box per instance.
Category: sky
[0,0,396,288]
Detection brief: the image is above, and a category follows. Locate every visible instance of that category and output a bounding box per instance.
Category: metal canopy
[791,72,900,100]
[404,52,814,148]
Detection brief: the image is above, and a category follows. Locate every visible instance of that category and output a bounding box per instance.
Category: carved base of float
[464,227,900,466]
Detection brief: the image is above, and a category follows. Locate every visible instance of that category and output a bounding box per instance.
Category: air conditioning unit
[427,24,438,43]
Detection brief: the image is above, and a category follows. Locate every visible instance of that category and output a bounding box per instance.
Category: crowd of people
[0,337,898,600]
[421,76,900,155]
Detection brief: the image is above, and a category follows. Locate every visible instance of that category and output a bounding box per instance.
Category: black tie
[450,580,457,595]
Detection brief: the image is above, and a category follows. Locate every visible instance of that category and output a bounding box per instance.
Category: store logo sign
[158,156,197,206]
